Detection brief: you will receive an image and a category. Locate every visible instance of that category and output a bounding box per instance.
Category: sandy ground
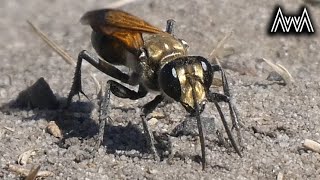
[1,0,320,179]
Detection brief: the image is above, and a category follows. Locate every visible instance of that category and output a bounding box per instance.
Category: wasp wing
[81,9,164,53]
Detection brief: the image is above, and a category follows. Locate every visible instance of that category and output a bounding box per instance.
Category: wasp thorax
[143,33,187,64]
[159,56,213,114]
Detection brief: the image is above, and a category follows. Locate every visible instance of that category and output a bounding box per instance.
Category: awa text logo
[269,6,315,34]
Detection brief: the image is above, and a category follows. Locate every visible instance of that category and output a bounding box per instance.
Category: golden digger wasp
[67,9,242,170]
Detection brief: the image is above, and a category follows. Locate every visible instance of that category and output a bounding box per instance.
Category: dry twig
[25,165,40,180]
[106,0,139,8]
[91,74,102,95]
[260,58,294,85]
[209,31,235,66]
[27,20,98,96]
[27,21,76,66]
[3,126,15,132]
[6,164,54,178]
[17,149,37,165]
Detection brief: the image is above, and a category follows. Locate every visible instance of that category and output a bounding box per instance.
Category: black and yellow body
[91,29,212,114]
[67,9,242,170]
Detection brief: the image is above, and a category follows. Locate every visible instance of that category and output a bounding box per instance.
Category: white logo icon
[270,7,314,33]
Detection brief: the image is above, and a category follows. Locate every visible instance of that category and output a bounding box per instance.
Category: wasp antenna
[195,103,206,170]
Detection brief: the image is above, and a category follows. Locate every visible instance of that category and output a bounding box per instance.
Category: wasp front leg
[209,64,243,156]
[207,92,241,155]
[211,65,242,133]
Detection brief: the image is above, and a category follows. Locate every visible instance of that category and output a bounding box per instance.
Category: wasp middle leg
[67,50,163,161]
[166,19,175,35]
[95,81,147,153]
[104,81,163,161]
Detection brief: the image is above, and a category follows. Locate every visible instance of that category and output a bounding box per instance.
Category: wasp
[67,9,242,170]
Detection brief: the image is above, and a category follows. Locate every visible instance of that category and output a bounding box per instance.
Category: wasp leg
[108,80,147,100]
[141,95,164,161]
[94,80,147,153]
[95,82,111,152]
[211,65,242,141]
[105,80,162,161]
[166,19,175,35]
[207,92,242,157]
[67,50,131,106]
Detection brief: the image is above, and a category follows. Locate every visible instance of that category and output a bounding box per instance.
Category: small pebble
[150,111,165,119]
[47,121,62,138]
[148,118,158,126]
[147,168,158,174]
[277,171,284,180]
[303,139,320,153]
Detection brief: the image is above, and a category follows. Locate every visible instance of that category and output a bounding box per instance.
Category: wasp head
[159,56,213,115]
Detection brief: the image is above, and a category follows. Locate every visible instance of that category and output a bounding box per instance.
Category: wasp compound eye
[197,57,213,90]
[159,62,181,101]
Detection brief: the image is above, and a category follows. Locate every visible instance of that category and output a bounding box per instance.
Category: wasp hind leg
[67,50,131,106]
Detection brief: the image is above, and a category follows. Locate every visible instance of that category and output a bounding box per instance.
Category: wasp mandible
[67,9,242,170]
